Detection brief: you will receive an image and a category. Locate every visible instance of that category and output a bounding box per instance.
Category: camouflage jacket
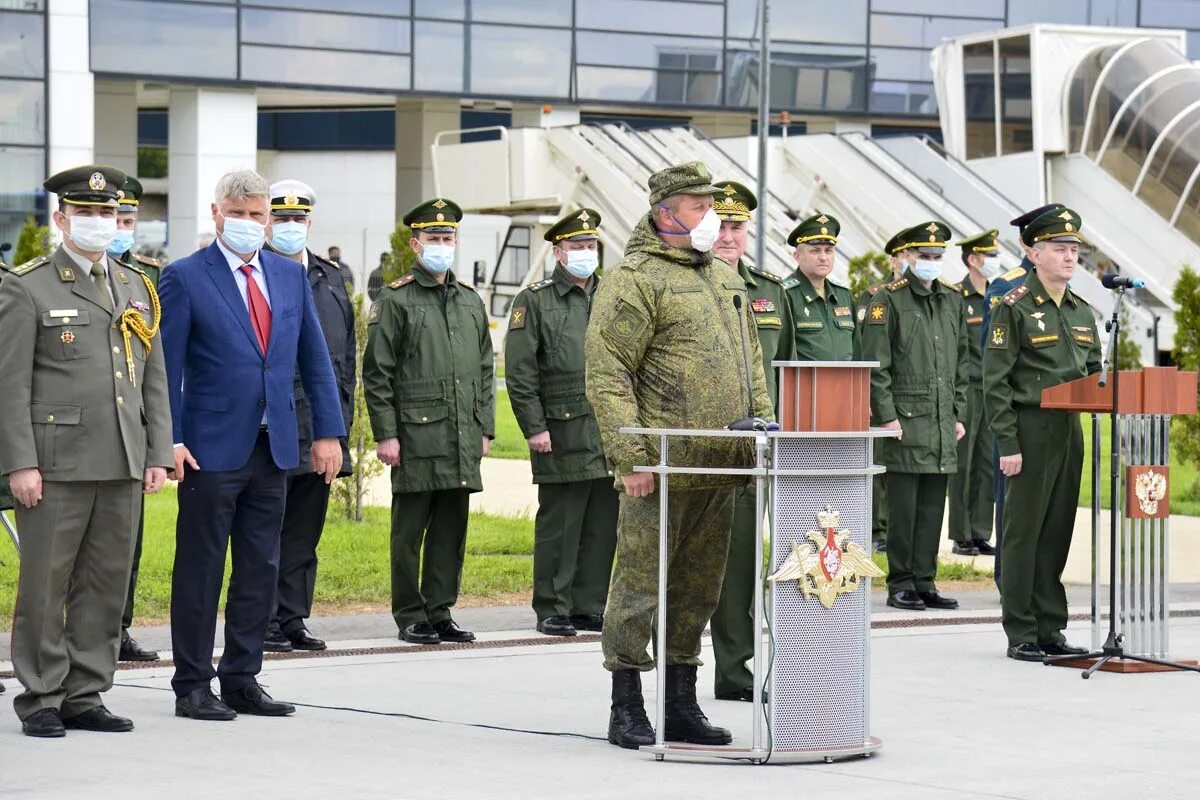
[585,214,770,489]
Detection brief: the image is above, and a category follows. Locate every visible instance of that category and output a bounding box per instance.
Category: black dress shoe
[119,630,160,662]
[21,708,65,738]
[286,628,327,651]
[1007,643,1047,662]
[263,627,294,653]
[714,687,768,703]
[918,590,959,609]
[62,706,134,732]
[569,613,604,632]
[175,687,237,721]
[1041,641,1089,656]
[886,590,926,610]
[973,540,997,555]
[221,683,295,717]
[433,619,476,643]
[951,542,980,556]
[537,616,577,636]
[399,622,441,644]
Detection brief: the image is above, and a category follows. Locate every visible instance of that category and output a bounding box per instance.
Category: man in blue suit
[160,170,345,722]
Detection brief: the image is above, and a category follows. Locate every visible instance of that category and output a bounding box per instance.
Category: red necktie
[240,264,272,355]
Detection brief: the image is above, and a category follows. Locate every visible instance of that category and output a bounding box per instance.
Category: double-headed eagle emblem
[1135,469,1168,516]
[768,506,883,608]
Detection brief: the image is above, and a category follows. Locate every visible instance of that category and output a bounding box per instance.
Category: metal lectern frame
[619,425,898,765]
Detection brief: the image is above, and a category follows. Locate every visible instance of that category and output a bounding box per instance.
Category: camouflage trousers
[601,487,735,672]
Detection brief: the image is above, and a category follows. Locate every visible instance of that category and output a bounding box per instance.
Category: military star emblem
[767,507,884,608]
[870,306,884,321]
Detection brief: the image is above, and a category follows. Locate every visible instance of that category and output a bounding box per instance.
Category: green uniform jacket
[861,276,969,474]
[0,246,174,480]
[504,265,611,484]
[363,266,496,493]
[738,260,796,411]
[982,271,1101,456]
[957,278,987,384]
[785,272,860,361]
[585,214,771,489]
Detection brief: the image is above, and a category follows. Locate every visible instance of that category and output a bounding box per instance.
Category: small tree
[14,216,52,264]
[847,251,890,297]
[1172,266,1200,485]
[331,292,385,522]
[381,224,418,284]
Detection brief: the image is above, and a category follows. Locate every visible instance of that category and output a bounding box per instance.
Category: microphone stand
[1045,286,1200,677]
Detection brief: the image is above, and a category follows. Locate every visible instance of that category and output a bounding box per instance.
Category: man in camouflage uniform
[982,203,1066,593]
[363,198,495,646]
[504,208,617,638]
[105,175,164,662]
[587,162,770,749]
[860,222,968,612]
[708,181,794,702]
[947,229,1003,557]
[984,207,1100,661]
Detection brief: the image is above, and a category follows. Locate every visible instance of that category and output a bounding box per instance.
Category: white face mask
[687,209,722,253]
[981,258,1004,281]
[908,258,943,282]
[65,215,118,253]
[564,249,599,279]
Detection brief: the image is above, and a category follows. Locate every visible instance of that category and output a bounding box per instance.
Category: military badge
[58,267,75,282]
[989,324,1008,349]
[833,306,851,317]
[751,297,775,314]
[1030,334,1059,346]
[868,302,887,324]
[60,330,75,344]
[1030,311,1046,331]
[768,506,884,609]
[605,300,650,347]
[509,306,527,330]
[1131,467,1169,518]
[117,270,129,284]
[432,199,448,210]
[130,299,150,312]
[856,307,867,323]
[88,171,106,191]
[368,301,382,324]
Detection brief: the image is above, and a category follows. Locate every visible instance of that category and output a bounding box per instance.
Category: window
[963,41,996,159]
[0,78,45,146]
[493,225,531,286]
[241,9,410,53]
[241,46,410,91]
[91,0,237,79]
[261,0,411,14]
[870,13,998,49]
[469,25,570,97]
[578,0,723,38]
[726,0,867,44]
[0,11,43,79]
[870,0,1003,17]
[415,0,464,19]
[414,21,464,92]
[725,44,867,112]
[474,0,571,27]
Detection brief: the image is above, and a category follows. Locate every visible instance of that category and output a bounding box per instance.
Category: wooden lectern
[1041,366,1198,672]
[776,362,873,432]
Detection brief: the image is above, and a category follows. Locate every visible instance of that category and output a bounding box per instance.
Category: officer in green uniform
[861,222,968,612]
[0,165,173,736]
[587,162,770,750]
[783,212,859,361]
[104,175,162,662]
[856,236,905,553]
[707,180,795,702]
[504,208,618,638]
[363,198,496,646]
[947,229,1002,557]
[983,207,1100,662]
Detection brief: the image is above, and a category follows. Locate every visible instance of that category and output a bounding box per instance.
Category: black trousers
[170,432,287,697]
[272,472,331,635]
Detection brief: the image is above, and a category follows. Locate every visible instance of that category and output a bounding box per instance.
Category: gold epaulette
[1000,266,1027,282]
[133,253,162,268]
[885,277,909,291]
[748,265,783,284]
[388,274,415,289]
[4,255,49,276]
[1003,284,1030,306]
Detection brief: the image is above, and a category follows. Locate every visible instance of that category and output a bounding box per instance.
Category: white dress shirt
[64,246,116,308]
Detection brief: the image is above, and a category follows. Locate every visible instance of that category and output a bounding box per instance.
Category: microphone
[728,294,770,432]
[1101,274,1145,290]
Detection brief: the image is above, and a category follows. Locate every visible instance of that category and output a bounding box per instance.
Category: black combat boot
[663,665,732,745]
[607,669,655,749]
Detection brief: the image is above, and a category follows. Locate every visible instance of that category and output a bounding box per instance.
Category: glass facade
[86,0,1200,118]
[0,4,44,253]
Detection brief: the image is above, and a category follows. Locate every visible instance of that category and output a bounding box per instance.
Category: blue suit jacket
[160,242,346,471]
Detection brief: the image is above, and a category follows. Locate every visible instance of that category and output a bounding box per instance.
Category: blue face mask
[419,243,455,274]
[908,258,943,282]
[218,213,266,254]
[107,230,135,256]
[271,221,308,255]
[564,249,599,279]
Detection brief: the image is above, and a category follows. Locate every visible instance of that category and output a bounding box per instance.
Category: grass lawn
[491,388,531,460]
[1078,414,1200,516]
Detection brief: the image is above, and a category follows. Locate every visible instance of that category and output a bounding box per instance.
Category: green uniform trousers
[390,489,470,630]
[1001,408,1082,647]
[871,474,887,544]
[533,478,619,620]
[121,499,145,630]
[948,385,995,544]
[711,485,762,695]
[602,488,735,672]
[11,479,141,720]
[885,472,949,594]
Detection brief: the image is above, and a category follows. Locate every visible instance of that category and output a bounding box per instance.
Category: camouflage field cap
[1022,206,1084,246]
[788,211,840,247]
[117,176,144,213]
[890,221,951,255]
[711,179,757,222]
[545,207,601,242]
[44,164,127,208]
[648,161,719,205]
[957,228,1000,255]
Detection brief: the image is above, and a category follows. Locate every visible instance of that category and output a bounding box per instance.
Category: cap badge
[925,223,938,233]
[1058,210,1074,221]
[578,210,591,224]
[929,235,936,242]
[820,227,828,235]
[116,190,125,200]
[1065,222,1074,232]
[722,184,736,196]
[89,172,106,191]
[285,192,299,206]
[816,214,829,224]
[432,199,448,210]
[436,213,445,222]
